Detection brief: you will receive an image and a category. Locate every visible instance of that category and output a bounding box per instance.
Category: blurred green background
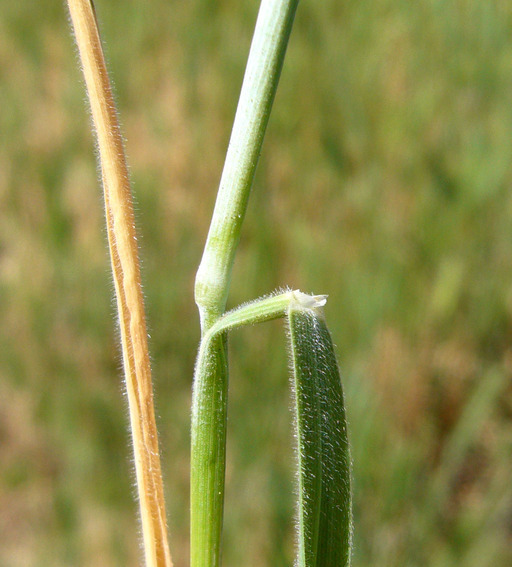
[2,0,512,565]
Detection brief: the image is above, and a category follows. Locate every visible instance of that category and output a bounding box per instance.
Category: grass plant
[3,0,512,566]
[68,0,352,565]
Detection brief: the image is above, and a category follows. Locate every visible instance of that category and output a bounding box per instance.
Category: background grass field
[1,1,512,565]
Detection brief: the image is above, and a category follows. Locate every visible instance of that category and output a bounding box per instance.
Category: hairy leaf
[288,302,352,567]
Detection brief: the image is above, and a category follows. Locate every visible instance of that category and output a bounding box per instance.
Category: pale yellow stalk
[67,2,172,566]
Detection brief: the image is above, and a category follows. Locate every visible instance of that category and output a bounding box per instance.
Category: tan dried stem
[67,2,172,566]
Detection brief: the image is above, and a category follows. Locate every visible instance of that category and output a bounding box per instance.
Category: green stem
[190,333,228,567]
[194,0,299,331]
[192,2,299,565]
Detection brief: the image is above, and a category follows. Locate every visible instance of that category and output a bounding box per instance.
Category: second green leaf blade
[288,301,352,567]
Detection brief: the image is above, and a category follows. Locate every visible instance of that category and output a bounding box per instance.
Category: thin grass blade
[288,302,352,567]
[66,2,172,565]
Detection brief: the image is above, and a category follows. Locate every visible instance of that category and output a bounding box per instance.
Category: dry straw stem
[67,1,172,566]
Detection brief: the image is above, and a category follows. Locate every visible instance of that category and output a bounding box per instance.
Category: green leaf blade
[288,305,352,567]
